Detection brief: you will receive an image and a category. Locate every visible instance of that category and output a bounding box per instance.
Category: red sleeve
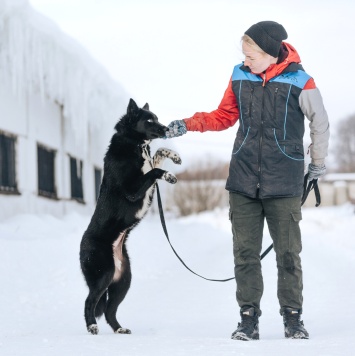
[304,77,316,90]
[183,78,239,132]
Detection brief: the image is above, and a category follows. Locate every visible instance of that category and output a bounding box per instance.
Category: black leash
[301,173,321,207]
[156,183,234,282]
[156,175,321,282]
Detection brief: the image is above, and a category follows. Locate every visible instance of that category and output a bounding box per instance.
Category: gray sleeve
[299,88,330,166]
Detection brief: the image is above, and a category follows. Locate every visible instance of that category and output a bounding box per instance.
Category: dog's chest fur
[141,143,153,174]
[135,143,155,219]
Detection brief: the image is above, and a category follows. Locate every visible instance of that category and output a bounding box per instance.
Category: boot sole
[231,332,259,341]
[285,331,309,339]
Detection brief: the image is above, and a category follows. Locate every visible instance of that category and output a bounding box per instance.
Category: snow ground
[0,202,354,356]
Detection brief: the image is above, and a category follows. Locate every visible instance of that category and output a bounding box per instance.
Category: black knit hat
[244,21,288,57]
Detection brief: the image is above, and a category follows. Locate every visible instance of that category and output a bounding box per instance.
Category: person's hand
[165,120,187,138]
[307,163,326,181]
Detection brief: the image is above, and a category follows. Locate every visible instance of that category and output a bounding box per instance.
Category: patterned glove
[307,163,326,181]
[165,120,187,138]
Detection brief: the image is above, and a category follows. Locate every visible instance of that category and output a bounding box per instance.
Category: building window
[70,156,84,203]
[94,167,102,202]
[37,144,57,199]
[0,131,18,194]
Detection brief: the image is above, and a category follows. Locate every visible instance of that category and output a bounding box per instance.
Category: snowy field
[0,201,354,356]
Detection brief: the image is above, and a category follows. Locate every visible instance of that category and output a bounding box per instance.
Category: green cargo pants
[229,192,303,316]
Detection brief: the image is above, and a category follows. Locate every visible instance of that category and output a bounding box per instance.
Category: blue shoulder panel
[232,64,262,82]
[270,70,311,89]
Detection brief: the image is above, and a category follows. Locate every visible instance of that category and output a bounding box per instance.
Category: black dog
[79,98,181,335]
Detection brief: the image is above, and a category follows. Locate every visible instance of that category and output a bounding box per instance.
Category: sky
[0,203,354,355]
[27,0,355,166]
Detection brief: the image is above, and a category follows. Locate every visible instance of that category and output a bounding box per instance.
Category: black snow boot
[231,307,259,341]
[282,308,309,339]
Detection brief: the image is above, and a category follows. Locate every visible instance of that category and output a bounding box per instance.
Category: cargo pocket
[291,212,302,222]
[288,211,302,254]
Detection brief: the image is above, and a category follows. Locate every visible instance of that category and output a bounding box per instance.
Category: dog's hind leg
[105,265,132,334]
[85,290,105,335]
[95,291,107,318]
[84,274,112,335]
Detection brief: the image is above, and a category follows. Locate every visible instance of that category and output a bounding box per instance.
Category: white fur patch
[112,231,126,281]
[141,144,153,174]
[87,324,99,335]
[115,327,131,334]
[162,171,177,184]
[153,148,181,167]
[135,144,154,219]
[134,145,180,219]
[135,185,154,220]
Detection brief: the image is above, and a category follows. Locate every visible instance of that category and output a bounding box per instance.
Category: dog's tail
[95,290,108,318]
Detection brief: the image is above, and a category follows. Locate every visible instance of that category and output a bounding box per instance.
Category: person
[165,21,329,341]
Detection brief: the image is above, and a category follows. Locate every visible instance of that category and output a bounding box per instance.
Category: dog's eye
[147,119,154,123]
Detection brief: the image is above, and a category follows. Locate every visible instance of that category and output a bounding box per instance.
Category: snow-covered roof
[0,0,129,146]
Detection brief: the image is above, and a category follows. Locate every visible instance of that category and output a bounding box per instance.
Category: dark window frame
[0,131,19,195]
[37,143,57,200]
[69,156,85,204]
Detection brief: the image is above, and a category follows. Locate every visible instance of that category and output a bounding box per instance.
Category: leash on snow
[156,175,321,283]
[156,183,234,282]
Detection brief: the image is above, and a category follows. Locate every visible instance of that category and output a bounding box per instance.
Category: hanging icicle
[0,0,129,151]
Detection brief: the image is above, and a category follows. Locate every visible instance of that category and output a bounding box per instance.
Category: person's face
[242,42,276,74]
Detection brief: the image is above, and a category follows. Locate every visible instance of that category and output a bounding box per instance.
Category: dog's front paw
[115,327,131,334]
[155,148,182,165]
[162,171,177,184]
[171,152,182,165]
[87,324,99,335]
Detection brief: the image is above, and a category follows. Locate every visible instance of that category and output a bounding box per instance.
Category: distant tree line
[173,159,229,216]
[176,160,229,181]
[333,113,355,172]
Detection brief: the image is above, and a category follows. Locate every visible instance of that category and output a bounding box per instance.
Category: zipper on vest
[273,88,278,119]
[249,87,254,118]
[257,84,266,191]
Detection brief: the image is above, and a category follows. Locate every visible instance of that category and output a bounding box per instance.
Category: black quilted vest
[225,63,310,198]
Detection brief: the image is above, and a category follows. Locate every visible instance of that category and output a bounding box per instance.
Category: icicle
[0,0,129,155]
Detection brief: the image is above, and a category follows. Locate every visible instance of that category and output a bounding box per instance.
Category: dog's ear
[127,98,139,115]
[142,103,149,111]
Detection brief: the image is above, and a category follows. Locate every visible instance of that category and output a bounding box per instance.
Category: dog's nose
[155,126,168,138]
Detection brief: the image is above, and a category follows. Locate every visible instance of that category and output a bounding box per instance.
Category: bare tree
[173,181,227,216]
[173,159,229,216]
[176,159,229,181]
[334,114,355,172]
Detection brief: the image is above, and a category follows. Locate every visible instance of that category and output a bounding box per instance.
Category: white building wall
[0,1,129,221]
[0,83,104,220]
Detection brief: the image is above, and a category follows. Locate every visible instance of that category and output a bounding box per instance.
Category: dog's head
[116,99,168,141]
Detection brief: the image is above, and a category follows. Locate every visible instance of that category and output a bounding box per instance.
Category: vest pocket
[273,129,304,161]
[232,126,250,155]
